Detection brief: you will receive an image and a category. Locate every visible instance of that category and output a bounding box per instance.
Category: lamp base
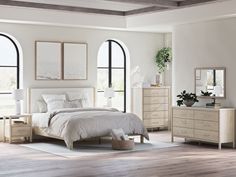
[15,101,21,115]
[107,98,112,108]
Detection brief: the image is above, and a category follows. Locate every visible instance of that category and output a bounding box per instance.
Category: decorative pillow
[64,99,82,108]
[37,100,47,113]
[66,92,90,107]
[47,100,65,112]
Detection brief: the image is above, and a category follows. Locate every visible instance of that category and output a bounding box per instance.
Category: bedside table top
[3,114,32,119]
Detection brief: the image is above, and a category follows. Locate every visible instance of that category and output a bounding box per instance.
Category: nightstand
[3,114,32,143]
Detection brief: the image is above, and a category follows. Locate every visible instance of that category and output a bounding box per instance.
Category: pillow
[37,100,47,113]
[42,94,66,103]
[47,100,65,112]
[42,94,66,112]
[66,92,90,107]
[64,99,82,108]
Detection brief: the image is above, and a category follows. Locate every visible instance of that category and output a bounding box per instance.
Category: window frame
[97,40,126,112]
[0,33,20,94]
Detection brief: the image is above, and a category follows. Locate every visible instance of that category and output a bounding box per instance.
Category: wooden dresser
[172,106,235,149]
[132,87,171,129]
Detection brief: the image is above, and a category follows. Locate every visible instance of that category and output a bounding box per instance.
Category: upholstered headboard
[27,87,95,113]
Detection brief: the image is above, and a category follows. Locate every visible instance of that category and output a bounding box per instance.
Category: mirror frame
[194,67,226,99]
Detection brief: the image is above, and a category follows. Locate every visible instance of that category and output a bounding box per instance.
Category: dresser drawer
[143,104,168,111]
[194,130,218,142]
[143,89,168,97]
[144,119,166,127]
[173,127,194,137]
[173,109,194,119]
[143,97,168,104]
[173,118,194,128]
[194,120,218,131]
[12,126,31,136]
[194,110,218,122]
[144,111,168,119]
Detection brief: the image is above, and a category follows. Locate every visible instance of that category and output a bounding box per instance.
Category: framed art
[35,41,62,80]
[63,42,87,80]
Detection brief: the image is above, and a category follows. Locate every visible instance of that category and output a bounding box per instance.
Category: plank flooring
[1,131,236,177]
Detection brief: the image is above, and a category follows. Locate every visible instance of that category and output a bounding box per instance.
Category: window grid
[97,40,126,112]
[0,33,20,94]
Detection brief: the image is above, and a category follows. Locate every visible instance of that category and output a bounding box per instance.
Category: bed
[27,87,149,149]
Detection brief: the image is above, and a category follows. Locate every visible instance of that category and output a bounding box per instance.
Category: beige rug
[20,139,178,158]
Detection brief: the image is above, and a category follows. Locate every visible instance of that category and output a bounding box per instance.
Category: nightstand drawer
[12,126,31,136]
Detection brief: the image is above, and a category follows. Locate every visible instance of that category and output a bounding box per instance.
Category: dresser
[172,107,235,149]
[132,87,171,129]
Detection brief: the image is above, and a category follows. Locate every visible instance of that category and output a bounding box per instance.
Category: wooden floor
[1,131,236,177]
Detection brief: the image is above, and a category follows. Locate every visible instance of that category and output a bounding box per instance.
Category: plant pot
[183,100,195,107]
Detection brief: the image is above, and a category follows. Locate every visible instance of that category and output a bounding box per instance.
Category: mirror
[195,67,226,98]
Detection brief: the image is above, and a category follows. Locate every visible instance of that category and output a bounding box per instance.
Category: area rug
[20,139,178,158]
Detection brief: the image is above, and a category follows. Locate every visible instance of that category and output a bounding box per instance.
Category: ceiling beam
[104,0,178,8]
[125,6,167,15]
[0,0,125,16]
[178,0,220,6]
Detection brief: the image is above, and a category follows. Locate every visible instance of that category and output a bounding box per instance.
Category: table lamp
[12,89,24,115]
[104,87,115,107]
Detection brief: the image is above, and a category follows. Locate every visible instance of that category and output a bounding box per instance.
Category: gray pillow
[64,99,82,108]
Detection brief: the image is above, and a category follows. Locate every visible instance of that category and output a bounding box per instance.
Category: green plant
[155,47,172,73]
[201,90,212,96]
[177,90,199,106]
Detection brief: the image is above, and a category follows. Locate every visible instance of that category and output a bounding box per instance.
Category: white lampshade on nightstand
[12,89,24,115]
[104,87,115,107]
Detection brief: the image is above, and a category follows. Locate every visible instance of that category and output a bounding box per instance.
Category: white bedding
[32,108,149,148]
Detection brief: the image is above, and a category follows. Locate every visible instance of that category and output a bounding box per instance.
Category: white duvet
[32,108,149,148]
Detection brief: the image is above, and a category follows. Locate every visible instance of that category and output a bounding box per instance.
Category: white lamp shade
[104,87,115,98]
[12,89,24,101]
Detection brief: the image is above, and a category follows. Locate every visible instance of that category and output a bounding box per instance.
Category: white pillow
[64,99,82,108]
[37,100,47,113]
[66,92,90,107]
[42,94,66,112]
[42,94,66,103]
[47,100,65,112]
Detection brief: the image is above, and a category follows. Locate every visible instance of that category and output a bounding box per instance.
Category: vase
[183,100,195,107]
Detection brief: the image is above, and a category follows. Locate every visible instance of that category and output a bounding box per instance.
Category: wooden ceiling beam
[125,6,167,15]
[104,0,178,8]
[0,0,125,16]
[178,0,220,6]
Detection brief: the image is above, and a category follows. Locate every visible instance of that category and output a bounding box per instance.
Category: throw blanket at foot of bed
[40,108,149,149]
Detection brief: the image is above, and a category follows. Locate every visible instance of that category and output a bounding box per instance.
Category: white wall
[173,17,236,107]
[0,22,165,111]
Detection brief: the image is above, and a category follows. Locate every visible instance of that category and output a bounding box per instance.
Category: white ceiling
[13,0,149,11]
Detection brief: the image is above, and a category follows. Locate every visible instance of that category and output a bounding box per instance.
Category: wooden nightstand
[3,114,32,143]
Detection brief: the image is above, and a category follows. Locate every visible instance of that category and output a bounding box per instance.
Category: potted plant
[177,90,199,107]
[155,47,172,73]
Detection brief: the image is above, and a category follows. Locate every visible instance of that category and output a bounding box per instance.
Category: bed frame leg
[140,135,144,144]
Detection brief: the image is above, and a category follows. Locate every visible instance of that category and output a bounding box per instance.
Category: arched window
[0,33,20,115]
[97,40,126,112]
